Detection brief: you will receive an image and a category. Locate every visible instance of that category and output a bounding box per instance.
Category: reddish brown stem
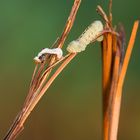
[102,33,114,140]
[109,21,139,140]
[18,53,77,128]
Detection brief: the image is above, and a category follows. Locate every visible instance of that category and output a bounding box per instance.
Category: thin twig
[57,0,81,49]
[109,0,112,26]
[97,5,110,28]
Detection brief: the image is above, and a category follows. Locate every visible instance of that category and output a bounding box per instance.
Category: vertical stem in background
[109,20,139,140]
[107,35,120,140]
[102,20,139,140]
[102,33,113,140]
[98,2,139,140]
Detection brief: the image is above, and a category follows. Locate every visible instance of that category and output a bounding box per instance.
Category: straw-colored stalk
[99,1,139,140]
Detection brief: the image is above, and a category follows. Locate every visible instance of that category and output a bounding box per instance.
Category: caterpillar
[67,20,104,53]
[34,48,63,63]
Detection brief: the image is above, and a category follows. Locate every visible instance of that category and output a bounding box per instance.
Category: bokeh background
[0,0,140,140]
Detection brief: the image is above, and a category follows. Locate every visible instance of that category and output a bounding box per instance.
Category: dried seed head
[67,20,104,53]
[34,48,63,63]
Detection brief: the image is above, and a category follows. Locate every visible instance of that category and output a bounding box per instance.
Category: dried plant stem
[100,2,139,140]
[102,20,139,140]
[102,33,114,140]
[97,5,110,28]
[108,20,139,140]
[19,53,76,127]
[37,54,71,90]
[103,36,120,140]
[3,0,81,139]
[58,0,81,49]
[102,33,112,95]
[116,21,139,96]
[25,55,71,106]
[109,0,112,26]
[4,53,76,140]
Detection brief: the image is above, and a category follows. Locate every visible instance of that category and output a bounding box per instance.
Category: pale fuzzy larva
[34,48,63,63]
[67,20,104,53]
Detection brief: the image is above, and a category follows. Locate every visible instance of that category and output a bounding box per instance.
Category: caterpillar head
[92,20,104,42]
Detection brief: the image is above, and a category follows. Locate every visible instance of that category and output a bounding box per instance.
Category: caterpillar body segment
[67,20,104,53]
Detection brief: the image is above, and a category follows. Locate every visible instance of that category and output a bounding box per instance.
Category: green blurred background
[0,0,140,139]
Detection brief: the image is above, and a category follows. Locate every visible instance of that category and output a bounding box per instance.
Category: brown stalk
[103,35,120,140]
[99,1,139,140]
[102,34,117,140]
[108,20,139,140]
[102,34,116,140]
[101,11,139,139]
[5,53,76,140]
[3,0,81,140]
[18,53,77,128]
[109,0,112,26]
[99,3,114,138]
[37,54,71,89]
[97,5,110,28]
[102,33,113,96]
[116,21,139,96]
[23,54,71,113]
[23,54,71,112]
[57,0,81,49]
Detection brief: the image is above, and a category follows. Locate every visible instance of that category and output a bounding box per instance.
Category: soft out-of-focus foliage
[0,0,139,140]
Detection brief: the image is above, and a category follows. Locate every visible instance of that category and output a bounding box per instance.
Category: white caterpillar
[67,20,104,53]
[34,48,63,63]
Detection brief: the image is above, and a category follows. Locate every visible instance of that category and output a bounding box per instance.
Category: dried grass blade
[102,33,113,97]
[109,20,139,140]
[102,34,116,140]
[117,20,139,94]
[108,39,121,140]
[18,53,77,127]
